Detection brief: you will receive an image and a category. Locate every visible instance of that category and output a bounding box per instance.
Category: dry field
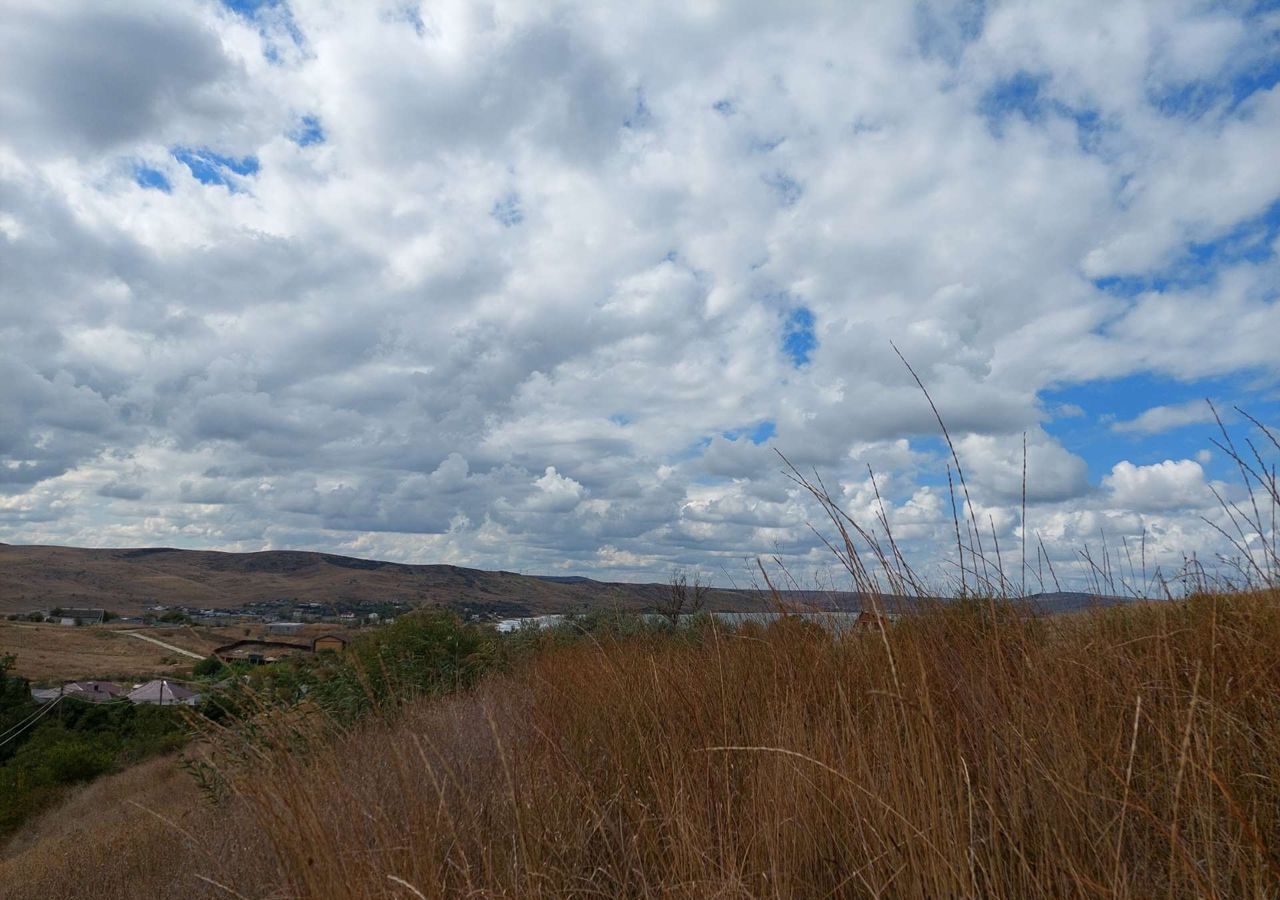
[7,591,1280,899]
[0,620,359,682]
[0,621,222,682]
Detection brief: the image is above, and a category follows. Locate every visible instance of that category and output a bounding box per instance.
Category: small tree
[656,569,710,626]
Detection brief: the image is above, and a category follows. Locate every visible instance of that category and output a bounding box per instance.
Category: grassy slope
[0,755,278,900]
[7,591,1280,899]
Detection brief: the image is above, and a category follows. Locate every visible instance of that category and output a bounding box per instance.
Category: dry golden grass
[9,592,1280,899]
[190,591,1279,899]
[0,754,278,900]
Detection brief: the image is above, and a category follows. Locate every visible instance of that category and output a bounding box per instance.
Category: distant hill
[1023,591,1135,615]
[0,544,641,617]
[0,543,774,617]
[0,543,1133,618]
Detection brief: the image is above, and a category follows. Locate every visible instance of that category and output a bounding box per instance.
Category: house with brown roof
[851,609,900,632]
[311,633,349,653]
[213,638,311,664]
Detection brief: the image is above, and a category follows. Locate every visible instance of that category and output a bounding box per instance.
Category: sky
[1,0,1278,592]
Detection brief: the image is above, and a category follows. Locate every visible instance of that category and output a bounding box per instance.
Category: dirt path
[120,631,205,660]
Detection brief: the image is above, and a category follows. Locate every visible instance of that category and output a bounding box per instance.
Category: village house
[66,680,126,701]
[213,638,311,664]
[30,681,126,703]
[128,679,199,706]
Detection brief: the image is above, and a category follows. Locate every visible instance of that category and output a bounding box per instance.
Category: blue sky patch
[291,115,325,147]
[1230,56,1280,108]
[491,193,524,227]
[220,0,279,14]
[1039,371,1279,482]
[723,420,776,445]
[1149,81,1222,120]
[978,71,1108,152]
[1065,106,1108,153]
[172,148,260,191]
[979,68,1115,155]
[1149,36,1280,120]
[219,0,306,63]
[386,3,427,36]
[133,164,171,193]
[1093,198,1280,295]
[981,71,1046,132]
[763,171,802,207]
[624,90,652,129]
[914,0,986,65]
[782,306,817,367]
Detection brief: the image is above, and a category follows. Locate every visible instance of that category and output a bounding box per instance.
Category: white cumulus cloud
[0,0,1277,587]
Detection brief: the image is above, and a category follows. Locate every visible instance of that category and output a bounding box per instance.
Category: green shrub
[193,655,227,678]
[36,735,115,783]
[0,692,189,836]
[311,610,495,722]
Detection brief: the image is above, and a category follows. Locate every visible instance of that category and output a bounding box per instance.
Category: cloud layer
[1,0,1278,590]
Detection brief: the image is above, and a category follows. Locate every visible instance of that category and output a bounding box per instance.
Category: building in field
[50,608,106,626]
[311,633,349,653]
[213,638,311,664]
[851,609,900,632]
[266,621,306,636]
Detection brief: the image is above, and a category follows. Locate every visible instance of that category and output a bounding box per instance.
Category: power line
[1,685,179,750]
[60,694,134,705]
[0,696,61,749]
[0,689,71,742]
[0,700,53,743]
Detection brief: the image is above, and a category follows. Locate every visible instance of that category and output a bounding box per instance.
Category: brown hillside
[0,543,762,617]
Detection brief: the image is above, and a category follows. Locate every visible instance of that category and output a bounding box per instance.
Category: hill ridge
[0,542,1130,618]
